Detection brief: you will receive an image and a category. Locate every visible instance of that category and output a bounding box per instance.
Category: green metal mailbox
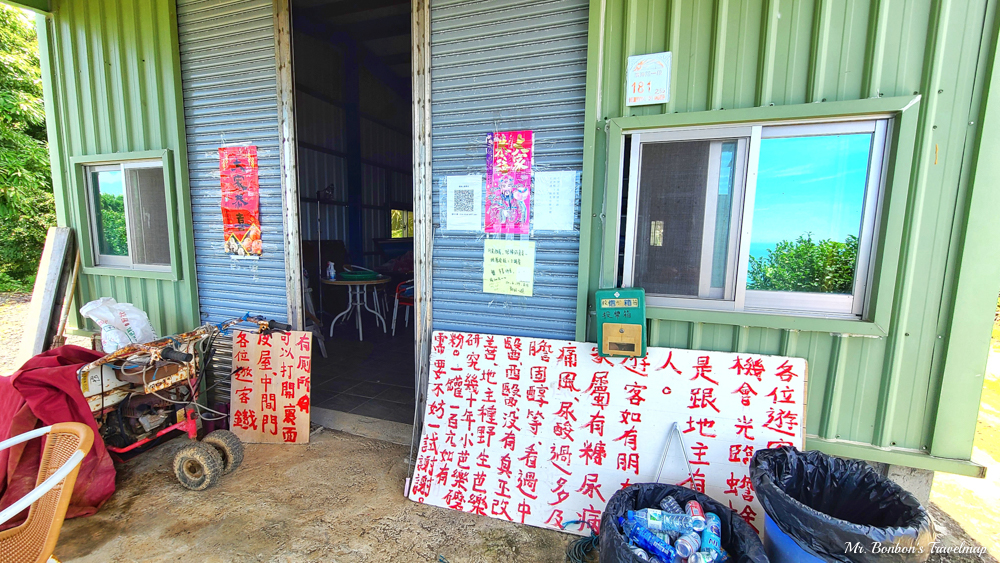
[595,288,646,357]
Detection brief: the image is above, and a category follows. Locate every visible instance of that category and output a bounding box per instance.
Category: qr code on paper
[453,189,475,213]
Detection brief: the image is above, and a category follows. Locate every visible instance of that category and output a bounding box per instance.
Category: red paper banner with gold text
[219,145,262,256]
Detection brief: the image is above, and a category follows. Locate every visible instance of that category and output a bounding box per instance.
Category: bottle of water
[632,508,696,534]
[658,495,684,514]
[619,515,678,562]
[653,529,680,545]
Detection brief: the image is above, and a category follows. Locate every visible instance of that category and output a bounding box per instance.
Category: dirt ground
[0,292,31,375]
[49,430,992,563]
[54,430,573,563]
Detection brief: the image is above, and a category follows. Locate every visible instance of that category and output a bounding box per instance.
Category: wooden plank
[18,227,75,367]
[50,250,81,349]
[274,0,305,330]
[408,0,432,465]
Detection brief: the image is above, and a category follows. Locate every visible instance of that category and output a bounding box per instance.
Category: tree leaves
[0,5,54,291]
[746,234,859,294]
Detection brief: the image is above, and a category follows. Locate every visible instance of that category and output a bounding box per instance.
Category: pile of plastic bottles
[617,495,731,563]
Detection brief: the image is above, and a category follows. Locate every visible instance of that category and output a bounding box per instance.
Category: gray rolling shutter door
[429,0,589,340]
[177,0,288,402]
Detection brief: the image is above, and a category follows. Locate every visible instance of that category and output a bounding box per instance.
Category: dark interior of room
[291,0,414,424]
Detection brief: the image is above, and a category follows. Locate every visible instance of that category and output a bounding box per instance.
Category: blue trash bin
[751,447,935,562]
[764,513,824,562]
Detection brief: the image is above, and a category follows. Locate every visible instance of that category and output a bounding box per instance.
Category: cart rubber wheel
[173,441,223,491]
[201,429,244,475]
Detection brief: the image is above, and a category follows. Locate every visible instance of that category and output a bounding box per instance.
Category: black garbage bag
[750,447,935,562]
[599,483,768,563]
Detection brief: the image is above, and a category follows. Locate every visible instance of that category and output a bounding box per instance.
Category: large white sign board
[408,331,806,535]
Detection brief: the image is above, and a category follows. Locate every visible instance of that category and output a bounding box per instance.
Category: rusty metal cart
[76,314,291,490]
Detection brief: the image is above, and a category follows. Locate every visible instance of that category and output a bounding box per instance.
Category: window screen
[633,141,710,297]
[125,167,171,266]
[629,138,742,300]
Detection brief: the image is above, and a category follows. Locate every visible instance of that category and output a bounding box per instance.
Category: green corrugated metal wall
[580,0,1000,474]
[35,0,199,336]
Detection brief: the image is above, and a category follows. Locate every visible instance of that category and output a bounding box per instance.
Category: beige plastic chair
[0,422,94,563]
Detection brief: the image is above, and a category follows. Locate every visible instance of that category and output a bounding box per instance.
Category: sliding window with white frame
[618,117,890,320]
[84,159,172,272]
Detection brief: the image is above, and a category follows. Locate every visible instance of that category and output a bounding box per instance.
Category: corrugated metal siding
[177,0,288,324]
[586,0,996,458]
[176,0,288,402]
[430,0,589,339]
[38,0,200,337]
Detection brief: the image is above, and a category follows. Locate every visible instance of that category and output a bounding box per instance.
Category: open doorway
[290,0,415,424]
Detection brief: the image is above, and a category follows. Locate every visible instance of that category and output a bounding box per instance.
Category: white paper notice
[626,52,671,106]
[532,171,577,231]
[446,175,483,231]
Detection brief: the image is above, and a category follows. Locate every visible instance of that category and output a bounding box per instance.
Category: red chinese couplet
[485,131,533,234]
[230,329,312,444]
[219,145,262,256]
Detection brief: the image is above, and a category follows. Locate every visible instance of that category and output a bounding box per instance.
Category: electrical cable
[562,520,599,563]
[140,357,229,421]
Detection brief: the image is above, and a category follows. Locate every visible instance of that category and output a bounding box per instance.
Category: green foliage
[0,188,53,292]
[747,234,859,294]
[391,209,413,238]
[0,6,54,291]
[97,193,127,255]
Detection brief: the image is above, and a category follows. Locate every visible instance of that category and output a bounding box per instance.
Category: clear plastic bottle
[619,515,678,562]
[659,495,685,514]
[632,508,696,534]
[653,529,680,544]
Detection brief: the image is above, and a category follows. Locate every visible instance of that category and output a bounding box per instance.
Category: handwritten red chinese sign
[408,331,806,535]
[485,131,532,234]
[219,145,262,256]
[230,330,312,444]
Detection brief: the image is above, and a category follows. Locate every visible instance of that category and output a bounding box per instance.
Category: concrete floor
[311,315,416,425]
[55,429,573,563]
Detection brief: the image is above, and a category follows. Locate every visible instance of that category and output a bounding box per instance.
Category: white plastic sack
[80,297,157,352]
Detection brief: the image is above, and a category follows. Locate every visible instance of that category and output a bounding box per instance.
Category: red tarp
[0,346,116,529]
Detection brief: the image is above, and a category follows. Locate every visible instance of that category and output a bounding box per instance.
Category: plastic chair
[0,422,95,563]
[392,280,415,336]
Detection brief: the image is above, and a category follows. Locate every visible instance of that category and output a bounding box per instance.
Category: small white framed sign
[626,52,672,106]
